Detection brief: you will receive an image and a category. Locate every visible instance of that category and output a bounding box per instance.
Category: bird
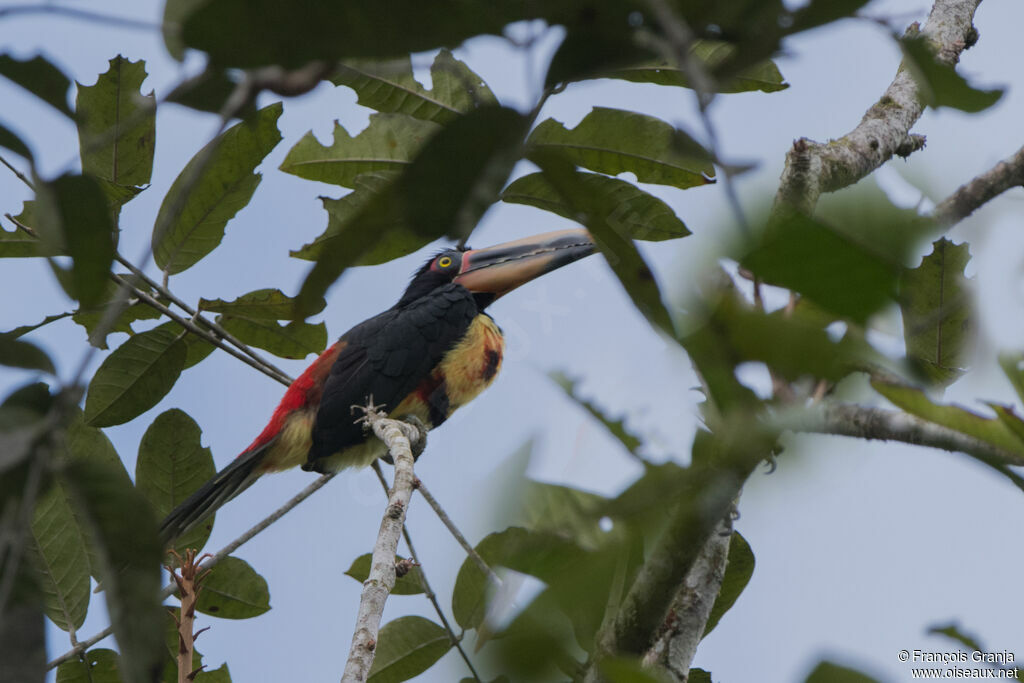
[159,228,595,544]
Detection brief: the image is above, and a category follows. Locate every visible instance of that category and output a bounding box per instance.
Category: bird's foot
[400,415,429,460]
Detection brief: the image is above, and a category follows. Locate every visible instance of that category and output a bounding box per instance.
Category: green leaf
[344,553,426,595]
[195,556,271,619]
[71,275,163,349]
[502,172,690,242]
[401,105,527,242]
[153,103,282,274]
[805,661,880,683]
[84,327,187,427]
[520,480,608,552]
[900,36,1003,113]
[998,353,1024,407]
[703,532,755,637]
[290,174,419,264]
[550,372,643,457]
[56,648,123,683]
[216,316,326,359]
[532,151,675,335]
[332,49,497,124]
[2,312,71,339]
[872,380,1024,459]
[195,663,232,683]
[29,471,92,632]
[0,120,33,160]
[165,66,251,117]
[0,53,73,117]
[136,409,216,554]
[527,107,714,189]
[0,201,41,257]
[199,288,325,320]
[0,337,54,374]
[75,56,156,189]
[63,459,164,683]
[927,622,985,653]
[741,212,900,324]
[279,113,437,188]
[367,616,451,683]
[900,239,971,387]
[35,173,116,308]
[603,41,788,94]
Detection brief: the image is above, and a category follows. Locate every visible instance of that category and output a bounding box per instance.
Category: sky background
[2,0,1024,681]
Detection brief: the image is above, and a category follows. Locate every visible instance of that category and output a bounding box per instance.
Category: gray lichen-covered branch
[931,142,1024,228]
[774,0,982,216]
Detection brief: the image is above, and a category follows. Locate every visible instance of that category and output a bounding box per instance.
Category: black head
[396,249,467,308]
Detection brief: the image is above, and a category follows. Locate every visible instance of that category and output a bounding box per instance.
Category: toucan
[159,228,595,544]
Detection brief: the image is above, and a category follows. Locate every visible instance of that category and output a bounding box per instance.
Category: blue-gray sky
[2,1,1023,681]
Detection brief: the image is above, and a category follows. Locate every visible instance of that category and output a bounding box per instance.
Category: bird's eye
[438,256,453,268]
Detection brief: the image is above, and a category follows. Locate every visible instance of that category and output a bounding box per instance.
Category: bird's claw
[401,415,429,460]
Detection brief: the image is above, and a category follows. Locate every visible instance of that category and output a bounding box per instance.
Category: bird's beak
[454,228,595,298]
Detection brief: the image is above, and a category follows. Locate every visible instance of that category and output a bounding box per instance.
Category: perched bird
[160,228,595,543]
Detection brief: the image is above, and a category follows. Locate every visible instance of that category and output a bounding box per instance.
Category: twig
[370,464,482,682]
[167,549,208,683]
[772,0,981,217]
[0,152,34,191]
[47,471,338,669]
[415,479,500,587]
[342,407,422,682]
[777,401,1024,467]
[931,142,1024,228]
[641,514,734,681]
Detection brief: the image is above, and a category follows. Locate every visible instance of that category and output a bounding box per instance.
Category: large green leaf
[194,556,270,619]
[519,480,608,552]
[199,288,325,320]
[0,337,54,374]
[0,53,73,117]
[35,173,115,308]
[703,531,754,637]
[900,239,971,387]
[217,316,326,359]
[532,152,675,336]
[603,41,788,93]
[900,36,1003,113]
[153,103,282,274]
[503,172,689,241]
[741,212,900,324]
[136,409,216,554]
[279,113,437,188]
[63,459,164,683]
[56,648,122,683]
[84,327,187,427]
[527,107,714,189]
[332,49,497,124]
[367,616,451,683]
[75,56,156,190]
[344,553,426,596]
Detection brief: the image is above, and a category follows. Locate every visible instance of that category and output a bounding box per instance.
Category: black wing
[306,284,477,467]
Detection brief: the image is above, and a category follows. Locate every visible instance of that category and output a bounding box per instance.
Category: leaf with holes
[332,49,496,124]
[0,201,41,258]
[217,316,326,359]
[84,327,187,427]
[75,56,156,191]
[527,107,714,189]
[199,288,325,320]
[136,409,216,554]
[367,616,451,683]
[502,172,689,242]
[153,103,281,274]
[195,556,270,619]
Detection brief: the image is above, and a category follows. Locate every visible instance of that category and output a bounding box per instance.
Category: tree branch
[414,478,501,587]
[342,408,424,682]
[642,515,734,682]
[931,142,1024,228]
[778,401,1024,467]
[773,0,982,216]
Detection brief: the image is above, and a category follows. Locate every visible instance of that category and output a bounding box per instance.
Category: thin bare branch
[343,408,423,682]
[415,479,500,586]
[0,152,34,191]
[931,142,1024,228]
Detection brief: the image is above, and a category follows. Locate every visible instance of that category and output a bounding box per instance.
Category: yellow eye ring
[438,256,453,268]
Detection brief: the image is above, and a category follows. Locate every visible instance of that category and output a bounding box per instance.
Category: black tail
[159,441,273,546]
